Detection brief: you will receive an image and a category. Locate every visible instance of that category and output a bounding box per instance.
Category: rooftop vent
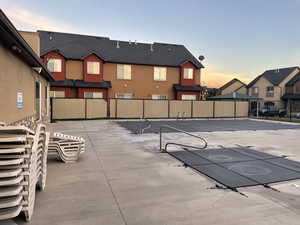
[116,41,120,48]
[134,40,137,45]
[129,40,132,45]
[49,36,53,41]
[150,44,153,52]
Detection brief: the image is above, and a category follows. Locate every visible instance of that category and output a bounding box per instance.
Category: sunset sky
[2,0,300,88]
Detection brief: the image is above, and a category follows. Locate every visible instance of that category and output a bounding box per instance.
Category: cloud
[2,3,76,32]
[202,68,252,88]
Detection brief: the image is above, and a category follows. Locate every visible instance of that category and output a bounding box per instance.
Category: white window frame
[154,67,167,81]
[84,92,103,98]
[252,87,259,95]
[115,93,133,99]
[181,94,197,100]
[117,64,131,80]
[47,58,62,72]
[87,61,100,74]
[183,68,194,79]
[152,94,167,100]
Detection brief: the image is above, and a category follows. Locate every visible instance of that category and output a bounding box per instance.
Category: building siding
[103,63,180,99]
[0,43,48,123]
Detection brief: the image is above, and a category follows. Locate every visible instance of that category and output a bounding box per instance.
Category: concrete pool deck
[9,119,300,225]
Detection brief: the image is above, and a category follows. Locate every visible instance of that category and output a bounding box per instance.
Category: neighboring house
[282,71,300,112]
[35,31,205,100]
[0,10,53,124]
[217,78,247,95]
[247,66,300,110]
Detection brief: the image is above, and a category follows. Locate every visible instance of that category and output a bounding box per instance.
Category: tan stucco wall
[116,99,143,118]
[192,101,214,117]
[52,99,85,119]
[214,101,235,117]
[66,60,83,80]
[19,31,40,56]
[144,100,168,118]
[169,100,192,118]
[86,99,107,118]
[103,63,180,99]
[221,81,246,95]
[0,44,48,123]
[236,101,249,117]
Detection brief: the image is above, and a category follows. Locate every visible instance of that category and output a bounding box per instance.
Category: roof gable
[247,66,299,88]
[219,78,246,91]
[39,30,204,69]
[286,72,300,87]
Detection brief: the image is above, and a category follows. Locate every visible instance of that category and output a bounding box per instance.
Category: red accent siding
[180,62,196,86]
[83,54,103,82]
[176,91,201,100]
[43,52,66,81]
[78,88,107,98]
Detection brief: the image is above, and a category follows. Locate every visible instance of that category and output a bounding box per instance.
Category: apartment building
[247,66,300,109]
[217,78,247,95]
[37,31,205,100]
[0,10,53,124]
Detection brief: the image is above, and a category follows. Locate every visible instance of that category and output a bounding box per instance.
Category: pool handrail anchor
[159,125,207,152]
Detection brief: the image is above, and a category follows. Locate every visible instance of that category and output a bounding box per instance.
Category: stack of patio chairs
[48,132,85,163]
[0,123,49,221]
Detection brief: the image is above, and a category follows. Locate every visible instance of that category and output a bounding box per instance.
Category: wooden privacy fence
[51,98,249,120]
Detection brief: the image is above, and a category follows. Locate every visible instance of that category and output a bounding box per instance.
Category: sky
[2,0,300,88]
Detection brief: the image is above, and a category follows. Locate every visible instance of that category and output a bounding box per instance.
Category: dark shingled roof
[281,93,300,100]
[50,79,111,88]
[173,84,203,91]
[39,30,204,69]
[74,80,111,88]
[247,67,299,88]
[286,72,300,87]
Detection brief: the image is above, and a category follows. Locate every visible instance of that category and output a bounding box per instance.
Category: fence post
[289,100,292,122]
[107,98,110,118]
[143,99,145,119]
[234,100,237,119]
[191,100,194,118]
[85,98,87,119]
[168,100,170,118]
[213,101,215,118]
[115,99,118,118]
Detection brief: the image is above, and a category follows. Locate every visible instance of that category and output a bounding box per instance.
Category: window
[152,95,167,100]
[115,93,133,99]
[50,91,65,98]
[181,94,196,100]
[252,87,259,96]
[47,58,62,72]
[87,62,100,74]
[183,68,193,79]
[266,86,274,97]
[117,64,131,80]
[35,81,41,120]
[84,92,103,98]
[154,67,167,81]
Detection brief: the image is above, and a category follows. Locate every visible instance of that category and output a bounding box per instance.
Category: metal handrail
[159,125,207,152]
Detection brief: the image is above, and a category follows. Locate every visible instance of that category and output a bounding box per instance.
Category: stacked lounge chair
[0,123,49,221]
[48,132,85,163]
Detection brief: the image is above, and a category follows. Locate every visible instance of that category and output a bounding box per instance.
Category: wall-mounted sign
[17,92,23,109]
